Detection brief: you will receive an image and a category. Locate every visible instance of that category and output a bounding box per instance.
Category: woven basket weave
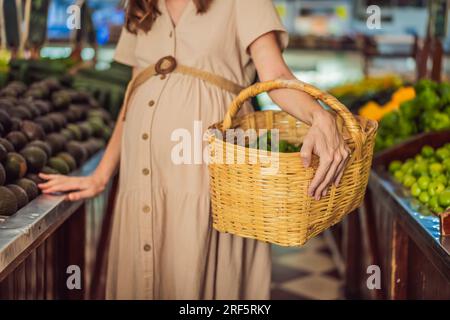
[207,79,378,246]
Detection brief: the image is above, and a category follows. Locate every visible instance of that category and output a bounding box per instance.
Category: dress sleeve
[114,27,139,67]
[235,0,289,54]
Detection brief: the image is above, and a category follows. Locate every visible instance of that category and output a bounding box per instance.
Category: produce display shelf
[372,170,448,256]
[0,151,103,276]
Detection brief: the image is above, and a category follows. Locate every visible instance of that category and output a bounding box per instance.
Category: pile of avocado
[376,79,450,152]
[0,78,114,217]
[248,131,302,153]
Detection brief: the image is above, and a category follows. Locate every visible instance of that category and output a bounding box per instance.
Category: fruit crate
[373,130,450,236]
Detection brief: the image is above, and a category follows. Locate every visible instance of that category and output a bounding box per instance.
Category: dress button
[142,133,149,140]
[143,168,150,176]
[143,205,151,213]
[160,74,166,80]
[169,31,173,38]
[144,244,152,252]
[148,100,155,107]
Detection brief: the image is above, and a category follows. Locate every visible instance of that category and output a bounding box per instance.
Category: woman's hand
[38,173,107,201]
[301,110,350,200]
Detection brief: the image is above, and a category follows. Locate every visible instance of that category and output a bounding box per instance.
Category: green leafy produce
[376,79,450,152]
[248,131,302,153]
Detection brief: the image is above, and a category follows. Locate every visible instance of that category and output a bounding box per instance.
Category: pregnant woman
[38,0,349,299]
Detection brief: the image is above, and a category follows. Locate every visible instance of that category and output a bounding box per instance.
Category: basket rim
[207,109,378,149]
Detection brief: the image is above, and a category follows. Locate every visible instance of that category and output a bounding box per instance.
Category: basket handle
[222,79,365,159]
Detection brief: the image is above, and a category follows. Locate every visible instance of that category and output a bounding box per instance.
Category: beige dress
[106,0,288,300]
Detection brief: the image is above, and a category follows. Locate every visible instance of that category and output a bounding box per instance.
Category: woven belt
[122,56,244,121]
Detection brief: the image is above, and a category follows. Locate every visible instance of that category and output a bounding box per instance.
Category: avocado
[26,104,42,118]
[6,184,29,209]
[57,152,77,171]
[60,128,75,141]
[0,163,5,185]
[0,98,16,111]
[6,131,28,151]
[1,88,19,98]
[27,140,53,158]
[26,173,45,185]
[64,109,77,123]
[66,141,88,166]
[41,166,59,175]
[47,113,67,130]
[88,120,104,138]
[9,106,32,120]
[48,157,70,175]
[88,109,111,123]
[21,120,45,141]
[0,186,18,216]
[42,78,61,92]
[10,117,22,131]
[78,122,93,140]
[20,146,48,173]
[33,100,52,114]
[66,124,83,141]
[51,91,71,110]
[0,144,7,163]
[5,152,27,182]
[84,138,104,156]
[8,81,27,94]
[14,178,39,200]
[102,126,112,141]
[45,133,67,154]
[35,116,55,133]
[0,138,15,152]
[69,104,87,120]
[0,109,12,133]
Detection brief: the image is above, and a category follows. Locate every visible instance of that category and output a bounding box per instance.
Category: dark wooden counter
[0,152,112,299]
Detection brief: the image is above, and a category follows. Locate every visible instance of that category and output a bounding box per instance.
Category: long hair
[125,0,213,34]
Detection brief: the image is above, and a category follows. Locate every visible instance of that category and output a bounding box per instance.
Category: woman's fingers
[43,181,83,194]
[66,189,94,202]
[38,173,60,181]
[300,138,314,168]
[39,176,84,194]
[315,153,342,199]
[308,153,332,199]
[333,148,350,186]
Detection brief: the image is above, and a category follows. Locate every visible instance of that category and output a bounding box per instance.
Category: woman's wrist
[92,170,110,188]
[311,107,335,126]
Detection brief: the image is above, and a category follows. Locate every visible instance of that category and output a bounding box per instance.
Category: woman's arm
[249,32,350,200]
[38,68,139,200]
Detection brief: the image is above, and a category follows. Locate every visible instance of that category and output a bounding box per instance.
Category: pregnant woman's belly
[119,74,238,193]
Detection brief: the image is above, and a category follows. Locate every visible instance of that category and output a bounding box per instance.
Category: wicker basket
[207,79,378,246]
